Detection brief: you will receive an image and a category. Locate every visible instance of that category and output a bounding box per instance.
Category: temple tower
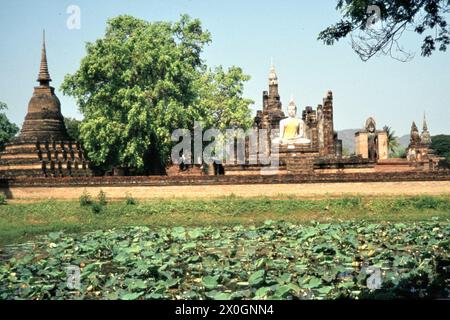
[258,63,285,130]
[321,91,336,156]
[266,64,282,111]
[410,121,421,146]
[420,114,432,146]
[17,31,70,143]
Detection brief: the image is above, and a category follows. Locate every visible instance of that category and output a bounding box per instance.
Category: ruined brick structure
[406,116,443,171]
[0,32,91,178]
[253,65,339,157]
[219,65,447,176]
[224,65,345,174]
[301,91,339,157]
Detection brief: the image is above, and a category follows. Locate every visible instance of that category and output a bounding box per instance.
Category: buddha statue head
[365,117,376,134]
[287,97,297,118]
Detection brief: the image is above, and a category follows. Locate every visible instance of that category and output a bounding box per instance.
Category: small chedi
[406,116,443,170]
[0,32,90,178]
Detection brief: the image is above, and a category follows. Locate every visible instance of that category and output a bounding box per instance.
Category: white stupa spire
[269,59,278,86]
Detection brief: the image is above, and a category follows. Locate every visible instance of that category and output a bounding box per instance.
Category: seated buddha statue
[274,98,311,145]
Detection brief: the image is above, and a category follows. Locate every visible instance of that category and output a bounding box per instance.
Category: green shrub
[79,190,93,207]
[387,196,450,211]
[97,190,107,206]
[79,190,107,213]
[411,196,449,210]
[91,202,103,214]
[0,194,6,205]
[331,197,362,209]
[125,192,138,206]
[389,198,412,211]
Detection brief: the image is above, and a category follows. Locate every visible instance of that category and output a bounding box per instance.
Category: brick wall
[1,171,449,188]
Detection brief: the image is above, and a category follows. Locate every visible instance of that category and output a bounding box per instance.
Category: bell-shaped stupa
[0,32,90,178]
[17,31,70,143]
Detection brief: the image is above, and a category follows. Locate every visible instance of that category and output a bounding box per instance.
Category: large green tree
[319,0,450,61]
[0,102,19,148]
[62,15,253,174]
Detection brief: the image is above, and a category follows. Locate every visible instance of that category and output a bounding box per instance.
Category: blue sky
[0,0,449,135]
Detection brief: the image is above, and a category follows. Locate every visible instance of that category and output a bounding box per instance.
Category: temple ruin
[222,65,378,175]
[216,64,444,175]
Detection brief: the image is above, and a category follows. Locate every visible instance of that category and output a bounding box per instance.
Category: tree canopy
[191,66,253,131]
[0,102,19,148]
[62,15,254,174]
[431,134,450,163]
[64,117,82,142]
[319,0,450,61]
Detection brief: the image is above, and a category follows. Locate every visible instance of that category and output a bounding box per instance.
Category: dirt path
[3,181,450,201]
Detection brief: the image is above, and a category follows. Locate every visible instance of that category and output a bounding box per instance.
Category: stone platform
[223,144,377,175]
[277,144,319,174]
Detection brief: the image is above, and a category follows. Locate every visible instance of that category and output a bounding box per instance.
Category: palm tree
[383,125,400,154]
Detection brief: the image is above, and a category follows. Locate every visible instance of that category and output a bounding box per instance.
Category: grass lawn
[0,194,449,246]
